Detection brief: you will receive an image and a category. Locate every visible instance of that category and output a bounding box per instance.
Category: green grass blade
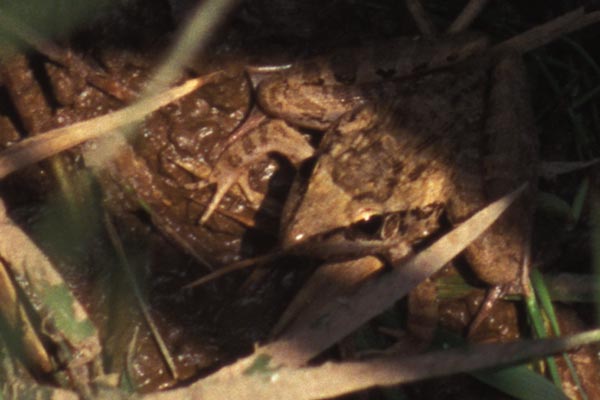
[524,276,562,387]
[473,365,568,400]
[571,178,589,224]
[531,270,588,398]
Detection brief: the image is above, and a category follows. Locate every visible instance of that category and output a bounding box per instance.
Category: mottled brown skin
[200,40,537,287]
[280,55,536,286]
[257,33,489,130]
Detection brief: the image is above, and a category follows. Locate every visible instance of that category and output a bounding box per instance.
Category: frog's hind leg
[448,53,537,332]
[198,119,315,224]
[468,251,530,336]
[477,53,537,286]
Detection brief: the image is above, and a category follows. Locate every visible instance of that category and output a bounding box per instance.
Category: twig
[404,0,437,37]
[209,108,267,161]
[492,8,600,55]
[182,251,282,289]
[447,0,490,33]
[103,213,179,381]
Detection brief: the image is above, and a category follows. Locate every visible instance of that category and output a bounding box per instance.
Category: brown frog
[193,33,537,288]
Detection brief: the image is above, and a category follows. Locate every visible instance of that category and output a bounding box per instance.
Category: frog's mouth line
[300,209,441,257]
[181,203,452,290]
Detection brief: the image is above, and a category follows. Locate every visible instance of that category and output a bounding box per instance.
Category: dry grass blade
[0,74,219,179]
[447,0,491,33]
[142,0,241,97]
[405,0,437,37]
[492,8,600,55]
[270,257,385,338]
[104,213,179,381]
[144,329,600,400]
[539,159,600,179]
[182,251,283,289]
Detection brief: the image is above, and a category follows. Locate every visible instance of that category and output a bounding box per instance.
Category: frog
[194,31,491,223]
[194,31,537,289]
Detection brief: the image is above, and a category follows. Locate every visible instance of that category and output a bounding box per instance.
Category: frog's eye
[350,215,383,237]
[380,214,402,240]
[349,213,402,241]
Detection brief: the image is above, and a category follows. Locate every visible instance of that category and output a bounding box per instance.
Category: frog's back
[281,65,490,245]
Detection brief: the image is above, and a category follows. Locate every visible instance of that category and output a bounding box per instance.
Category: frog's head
[280,159,383,249]
[279,109,409,249]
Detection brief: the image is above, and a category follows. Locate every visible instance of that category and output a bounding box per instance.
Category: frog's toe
[199,193,221,224]
[184,180,210,191]
[199,177,238,224]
